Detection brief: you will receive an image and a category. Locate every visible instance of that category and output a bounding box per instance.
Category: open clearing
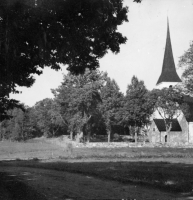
[0,138,193,199]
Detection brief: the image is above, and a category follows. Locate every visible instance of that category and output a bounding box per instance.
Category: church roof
[156,18,181,85]
[153,119,182,132]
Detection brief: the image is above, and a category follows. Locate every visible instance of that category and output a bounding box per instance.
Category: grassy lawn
[1,159,193,195]
[0,138,193,195]
[0,138,66,160]
[0,137,193,160]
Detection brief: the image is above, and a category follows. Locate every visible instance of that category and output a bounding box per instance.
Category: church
[148,19,193,145]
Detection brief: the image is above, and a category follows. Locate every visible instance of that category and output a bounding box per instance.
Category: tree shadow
[1,159,193,198]
[0,171,47,200]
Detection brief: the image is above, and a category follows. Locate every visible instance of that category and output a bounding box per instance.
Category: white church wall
[169,131,187,144]
[151,112,192,144]
[149,114,190,144]
[178,114,189,144]
[149,121,167,143]
[188,122,193,144]
[156,82,178,90]
[160,132,167,143]
[148,121,160,143]
[158,131,184,144]
[153,108,184,120]
[152,110,162,119]
[148,121,184,144]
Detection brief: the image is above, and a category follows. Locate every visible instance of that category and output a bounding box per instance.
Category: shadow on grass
[0,171,47,200]
[1,159,193,197]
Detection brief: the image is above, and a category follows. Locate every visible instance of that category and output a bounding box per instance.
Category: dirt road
[0,165,188,200]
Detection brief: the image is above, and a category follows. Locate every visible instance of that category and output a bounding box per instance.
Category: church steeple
[156,18,181,86]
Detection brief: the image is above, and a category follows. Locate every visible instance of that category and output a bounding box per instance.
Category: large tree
[179,41,193,93]
[52,69,107,141]
[151,87,189,138]
[0,0,131,120]
[0,105,37,141]
[33,98,66,137]
[100,78,124,142]
[123,76,153,143]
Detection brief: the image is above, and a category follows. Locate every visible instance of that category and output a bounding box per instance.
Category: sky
[10,0,193,107]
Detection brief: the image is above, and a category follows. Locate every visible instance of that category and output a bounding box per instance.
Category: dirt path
[0,165,188,200]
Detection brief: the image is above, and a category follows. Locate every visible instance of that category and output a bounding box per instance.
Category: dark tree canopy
[52,69,107,140]
[100,78,124,142]
[0,0,128,89]
[124,76,152,127]
[179,41,193,93]
[151,87,189,133]
[0,0,130,120]
[121,76,153,143]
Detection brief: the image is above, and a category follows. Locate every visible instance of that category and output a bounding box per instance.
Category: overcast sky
[10,0,193,107]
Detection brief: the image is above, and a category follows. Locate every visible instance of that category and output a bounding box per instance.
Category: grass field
[0,138,65,160]
[3,159,193,195]
[1,138,193,196]
[1,137,193,161]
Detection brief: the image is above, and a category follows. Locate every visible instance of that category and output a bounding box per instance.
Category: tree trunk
[135,126,137,144]
[87,133,90,143]
[166,129,170,143]
[128,126,131,136]
[21,121,24,141]
[165,122,172,143]
[76,131,83,143]
[107,130,111,143]
[53,126,60,137]
[70,131,73,140]
[123,125,126,135]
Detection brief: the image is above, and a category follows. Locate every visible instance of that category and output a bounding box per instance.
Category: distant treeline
[0,69,154,142]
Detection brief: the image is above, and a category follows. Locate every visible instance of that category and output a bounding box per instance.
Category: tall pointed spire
[156,17,181,86]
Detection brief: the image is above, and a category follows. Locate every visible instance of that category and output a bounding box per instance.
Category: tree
[52,69,107,141]
[100,78,124,142]
[151,87,189,139]
[0,105,36,141]
[179,41,193,93]
[22,106,41,138]
[33,98,66,137]
[123,76,153,143]
[0,0,131,120]
[0,97,22,121]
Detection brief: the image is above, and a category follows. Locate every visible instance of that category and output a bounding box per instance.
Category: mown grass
[1,138,193,194]
[2,159,193,195]
[1,138,193,160]
[0,139,65,160]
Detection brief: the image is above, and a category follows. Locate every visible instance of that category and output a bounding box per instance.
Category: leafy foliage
[0,106,37,141]
[0,98,21,121]
[33,98,67,137]
[52,69,107,140]
[151,87,189,132]
[0,0,129,120]
[100,78,124,142]
[0,98,68,140]
[123,76,153,142]
[179,41,193,93]
[124,76,153,127]
[2,71,189,143]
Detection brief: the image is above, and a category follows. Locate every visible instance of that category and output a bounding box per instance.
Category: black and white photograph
[1,0,193,199]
